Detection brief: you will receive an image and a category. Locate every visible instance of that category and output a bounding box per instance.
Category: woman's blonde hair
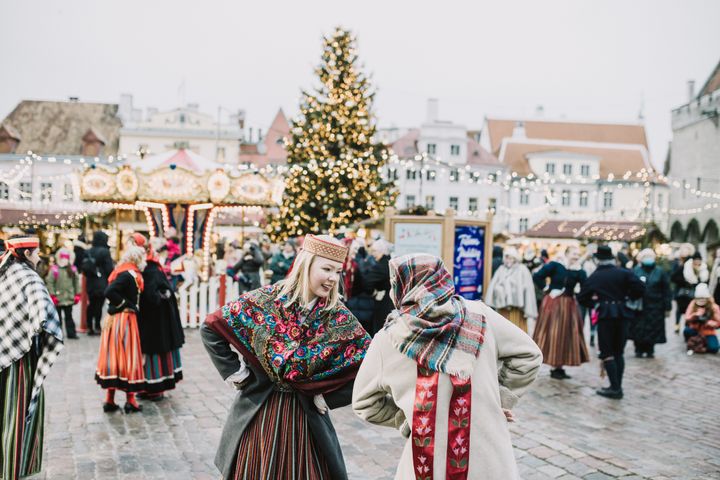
[278,235,344,310]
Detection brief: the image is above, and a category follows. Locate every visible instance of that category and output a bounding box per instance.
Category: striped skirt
[232,391,331,480]
[498,307,528,333]
[533,295,590,367]
[1,352,44,480]
[143,349,183,394]
[95,311,147,392]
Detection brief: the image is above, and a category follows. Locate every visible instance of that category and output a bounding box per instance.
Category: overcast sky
[1,0,718,168]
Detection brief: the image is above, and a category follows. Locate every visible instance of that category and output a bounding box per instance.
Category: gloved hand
[51,295,59,306]
[73,294,81,305]
[313,394,328,415]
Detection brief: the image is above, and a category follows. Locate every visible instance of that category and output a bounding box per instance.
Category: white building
[666,60,720,247]
[480,117,668,234]
[385,100,506,227]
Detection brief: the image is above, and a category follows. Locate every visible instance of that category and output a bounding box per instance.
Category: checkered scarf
[384,254,486,379]
[0,262,64,422]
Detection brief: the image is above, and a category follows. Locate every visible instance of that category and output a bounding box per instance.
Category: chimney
[119,94,133,122]
[237,109,246,129]
[68,96,79,102]
[426,98,439,123]
[512,120,526,138]
[687,80,696,103]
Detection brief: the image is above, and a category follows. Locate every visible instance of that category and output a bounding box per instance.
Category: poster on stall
[392,222,443,258]
[453,224,487,300]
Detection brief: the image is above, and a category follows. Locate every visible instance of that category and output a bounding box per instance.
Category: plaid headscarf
[0,262,64,422]
[384,254,485,379]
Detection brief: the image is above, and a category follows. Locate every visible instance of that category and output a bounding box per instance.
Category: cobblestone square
[32,316,720,479]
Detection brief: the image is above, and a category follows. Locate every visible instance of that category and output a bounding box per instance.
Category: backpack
[81,252,100,277]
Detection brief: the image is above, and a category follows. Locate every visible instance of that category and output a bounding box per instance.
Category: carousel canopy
[128,148,222,174]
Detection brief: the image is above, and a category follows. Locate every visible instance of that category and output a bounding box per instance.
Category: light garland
[185,203,214,254]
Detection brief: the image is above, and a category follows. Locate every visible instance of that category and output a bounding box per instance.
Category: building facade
[666,60,720,248]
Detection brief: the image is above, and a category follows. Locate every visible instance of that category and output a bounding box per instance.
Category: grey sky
[1,0,718,169]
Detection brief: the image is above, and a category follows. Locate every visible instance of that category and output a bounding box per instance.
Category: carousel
[79,148,281,278]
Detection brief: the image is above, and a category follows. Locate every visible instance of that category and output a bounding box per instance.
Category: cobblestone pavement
[30,311,720,480]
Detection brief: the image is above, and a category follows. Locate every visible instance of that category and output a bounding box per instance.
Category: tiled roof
[698,58,720,97]
[390,129,499,166]
[1,100,122,155]
[466,136,500,166]
[525,219,649,241]
[238,109,290,167]
[485,118,649,156]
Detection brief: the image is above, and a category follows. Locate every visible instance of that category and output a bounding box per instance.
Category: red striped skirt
[95,311,147,392]
[232,391,330,480]
[533,295,589,367]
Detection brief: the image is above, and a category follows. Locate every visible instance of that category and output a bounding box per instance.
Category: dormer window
[450,144,460,156]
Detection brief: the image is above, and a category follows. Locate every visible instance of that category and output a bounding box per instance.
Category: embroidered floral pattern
[446,376,471,477]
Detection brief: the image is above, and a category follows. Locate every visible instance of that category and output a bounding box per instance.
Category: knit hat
[695,283,711,299]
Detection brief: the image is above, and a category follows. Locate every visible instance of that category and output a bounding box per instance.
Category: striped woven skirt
[143,349,183,394]
[95,311,147,392]
[232,391,331,480]
[0,352,44,480]
[533,294,590,367]
[498,307,528,333]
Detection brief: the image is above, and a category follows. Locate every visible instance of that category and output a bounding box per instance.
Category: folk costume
[0,237,64,480]
[95,247,147,412]
[202,235,371,480]
[352,254,542,480]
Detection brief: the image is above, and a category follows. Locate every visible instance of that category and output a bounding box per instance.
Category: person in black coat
[138,245,185,400]
[231,241,265,294]
[629,249,672,358]
[491,245,504,276]
[578,246,645,400]
[83,231,114,335]
[364,240,393,336]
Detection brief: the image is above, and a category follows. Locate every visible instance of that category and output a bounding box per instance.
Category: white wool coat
[486,262,538,319]
[352,301,543,480]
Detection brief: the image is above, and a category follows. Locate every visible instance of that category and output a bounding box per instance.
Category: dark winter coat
[533,261,586,295]
[345,266,375,332]
[577,264,645,320]
[138,261,185,354]
[628,265,671,345]
[200,321,354,480]
[104,270,141,315]
[231,247,265,292]
[363,255,393,336]
[492,245,504,276]
[86,232,114,299]
[267,252,295,284]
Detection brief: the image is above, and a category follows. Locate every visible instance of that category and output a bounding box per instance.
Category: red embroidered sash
[412,366,472,480]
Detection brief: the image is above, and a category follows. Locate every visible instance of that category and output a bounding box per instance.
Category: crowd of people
[2,227,719,480]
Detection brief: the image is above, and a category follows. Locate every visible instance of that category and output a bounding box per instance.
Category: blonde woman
[201,234,371,480]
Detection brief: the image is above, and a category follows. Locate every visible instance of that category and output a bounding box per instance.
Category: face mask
[641,259,655,267]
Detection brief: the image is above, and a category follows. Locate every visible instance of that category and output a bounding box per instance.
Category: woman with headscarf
[95,243,147,413]
[532,245,590,380]
[0,236,64,480]
[352,254,542,480]
[201,234,371,480]
[137,237,185,400]
[629,249,672,358]
[486,246,538,332]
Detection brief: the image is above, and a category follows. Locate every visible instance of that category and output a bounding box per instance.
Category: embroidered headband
[302,235,348,263]
[6,236,40,252]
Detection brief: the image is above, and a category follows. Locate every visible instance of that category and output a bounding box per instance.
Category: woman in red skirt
[532,246,590,379]
[95,244,147,413]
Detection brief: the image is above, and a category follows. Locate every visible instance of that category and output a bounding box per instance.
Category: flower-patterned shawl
[214,284,370,395]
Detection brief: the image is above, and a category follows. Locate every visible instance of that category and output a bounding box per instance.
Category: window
[657,193,664,209]
[19,181,32,200]
[387,168,398,181]
[406,169,417,180]
[426,170,436,181]
[216,146,226,161]
[581,164,590,177]
[519,191,529,205]
[488,198,497,212]
[563,164,572,176]
[579,190,588,207]
[545,163,555,175]
[468,197,478,212]
[427,143,437,155]
[450,144,460,156]
[450,169,459,182]
[63,184,74,201]
[0,182,8,200]
[546,189,555,205]
[519,218,529,233]
[406,195,416,208]
[41,182,52,202]
[603,191,613,209]
[449,196,459,211]
[426,195,435,210]
[561,189,571,206]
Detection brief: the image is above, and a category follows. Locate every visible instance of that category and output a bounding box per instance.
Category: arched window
[703,220,719,246]
[685,219,701,245]
[670,221,684,242]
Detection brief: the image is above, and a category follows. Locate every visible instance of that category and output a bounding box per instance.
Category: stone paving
[28,310,720,479]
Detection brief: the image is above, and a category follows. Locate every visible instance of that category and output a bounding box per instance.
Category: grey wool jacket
[200,322,354,480]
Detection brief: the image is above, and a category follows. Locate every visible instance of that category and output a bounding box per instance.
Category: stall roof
[525,219,651,242]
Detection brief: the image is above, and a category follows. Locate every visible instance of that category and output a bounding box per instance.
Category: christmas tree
[268,27,397,241]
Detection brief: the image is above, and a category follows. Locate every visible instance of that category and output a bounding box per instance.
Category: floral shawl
[219,284,370,393]
[384,254,486,379]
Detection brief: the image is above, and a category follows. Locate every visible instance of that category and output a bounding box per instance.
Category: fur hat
[695,283,711,299]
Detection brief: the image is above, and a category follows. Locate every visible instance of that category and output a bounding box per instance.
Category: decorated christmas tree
[268,27,397,240]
